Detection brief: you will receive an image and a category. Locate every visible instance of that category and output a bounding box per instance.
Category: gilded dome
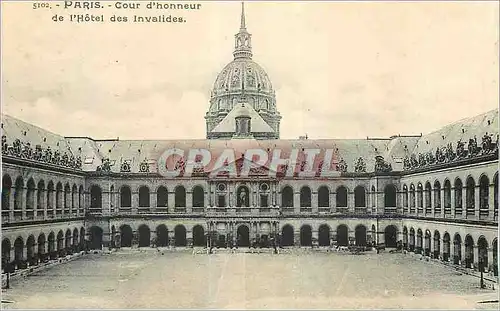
[211,59,274,97]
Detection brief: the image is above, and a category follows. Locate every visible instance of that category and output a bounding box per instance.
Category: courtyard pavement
[1,249,498,309]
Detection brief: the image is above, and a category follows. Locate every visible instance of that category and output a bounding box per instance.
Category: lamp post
[479,258,486,289]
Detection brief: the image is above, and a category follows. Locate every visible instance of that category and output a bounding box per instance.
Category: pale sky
[2,1,499,140]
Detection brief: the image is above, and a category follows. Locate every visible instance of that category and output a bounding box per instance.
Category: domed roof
[212,59,274,97]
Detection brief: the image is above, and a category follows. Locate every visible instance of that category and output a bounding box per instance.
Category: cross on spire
[233,2,252,60]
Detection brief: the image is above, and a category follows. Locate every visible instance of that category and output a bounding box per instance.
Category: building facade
[1,4,498,276]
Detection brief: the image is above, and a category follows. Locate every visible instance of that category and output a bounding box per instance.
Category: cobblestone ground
[2,250,498,309]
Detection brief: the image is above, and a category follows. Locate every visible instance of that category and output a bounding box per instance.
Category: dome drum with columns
[206,3,281,140]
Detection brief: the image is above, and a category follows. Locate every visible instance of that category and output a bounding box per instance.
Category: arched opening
[2,175,12,210]
[384,225,397,248]
[26,235,35,264]
[72,229,79,251]
[156,186,168,207]
[416,229,423,253]
[402,226,408,250]
[493,239,498,276]
[417,183,423,211]
[14,237,24,266]
[336,225,348,246]
[443,232,450,262]
[156,225,168,247]
[2,239,11,267]
[355,225,367,246]
[120,225,133,247]
[138,186,150,208]
[64,183,71,211]
[465,235,474,268]
[318,186,329,207]
[236,186,250,207]
[453,234,462,265]
[175,186,186,208]
[477,236,488,270]
[336,186,348,207]
[65,229,72,250]
[454,178,463,215]
[444,180,451,214]
[37,233,46,259]
[56,230,64,253]
[47,181,55,211]
[384,184,397,209]
[79,228,85,250]
[424,230,431,256]
[281,186,294,207]
[434,181,441,214]
[354,186,366,207]
[402,185,408,211]
[409,228,415,252]
[318,224,330,246]
[174,225,187,246]
[466,177,475,216]
[494,174,499,219]
[300,187,311,207]
[281,225,294,247]
[56,182,63,210]
[433,230,440,259]
[424,182,432,213]
[192,186,205,207]
[300,225,312,246]
[90,185,102,212]
[237,225,250,247]
[89,226,103,250]
[371,225,376,244]
[48,232,56,258]
[409,184,416,212]
[14,177,24,211]
[26,178,35,211]
[479,175,489,216]
[138,225,151,247]
[120,186,132,208]
[192,225,205,246]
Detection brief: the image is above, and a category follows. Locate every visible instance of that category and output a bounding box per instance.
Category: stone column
[150,191,156,210]
[21,187,27,219]
[330,191,336,213]
[131,190,138,214]
[488,183,495,221]
[461,186,467,219]
[312,190,318,213]
[228,183,234,207]
[33,188,38,219]
[348,190,354,213]
[168,191,175,212]
[9,187,14,220]
[440,187,445,218]
[186,190,193,213]
[451,186,456,217]
[294,191,300,213]
[474,185,480,219]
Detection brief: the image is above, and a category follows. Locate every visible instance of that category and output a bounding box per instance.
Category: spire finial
[240,2,246,30]
[233,2,252,60]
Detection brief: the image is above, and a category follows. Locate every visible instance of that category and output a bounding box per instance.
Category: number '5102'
[33,2,51,9]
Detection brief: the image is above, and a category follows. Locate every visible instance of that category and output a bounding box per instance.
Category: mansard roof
[2,108,498,174]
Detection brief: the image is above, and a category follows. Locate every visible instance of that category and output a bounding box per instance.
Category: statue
[1,135,7,154]
[43,146,52,163]
[481,133,494,154]
[444,142,455,162]
[34,145,43,161]
[456,140,466,158]
[52,150,60,165]
[467,136,479,157]
[96,158,112,173]
[374,155,392,173]
[238,187,249,207]
[12,139,21,156]
[354,157,366,173]
[410,154,419,168]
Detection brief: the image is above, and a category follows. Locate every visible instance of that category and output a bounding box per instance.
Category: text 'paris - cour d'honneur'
[63,1,202,10]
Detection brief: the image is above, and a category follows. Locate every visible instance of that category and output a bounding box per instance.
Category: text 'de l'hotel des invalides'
[33,1,203,23]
